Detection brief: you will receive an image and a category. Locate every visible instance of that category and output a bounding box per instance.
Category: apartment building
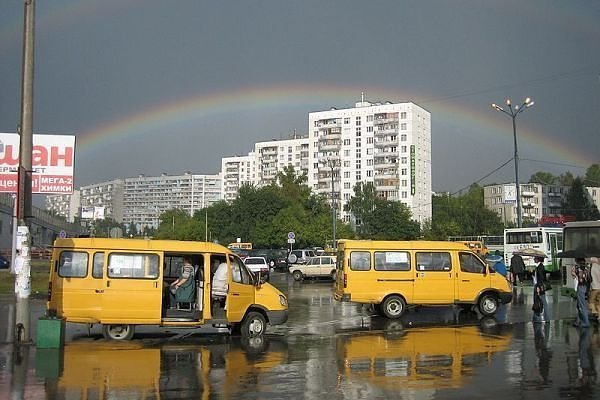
[80,179,125,223]
[221,133,310,200]
[122,173,222,232]
[46,190,81,222]
[307,100,432,224]
[483,182,600,224]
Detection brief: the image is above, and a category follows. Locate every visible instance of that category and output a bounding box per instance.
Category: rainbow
[77,84,595,169]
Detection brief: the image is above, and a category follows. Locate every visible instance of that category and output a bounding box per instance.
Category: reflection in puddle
[38,335,287,399]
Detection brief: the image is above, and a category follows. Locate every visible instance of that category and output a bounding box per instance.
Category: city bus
[556,221,600,297]
[503,227,563,273]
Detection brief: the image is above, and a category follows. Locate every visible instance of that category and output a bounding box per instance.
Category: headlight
[279,295,288,307]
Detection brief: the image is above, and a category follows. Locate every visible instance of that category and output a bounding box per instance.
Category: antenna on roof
[361,91,365,103]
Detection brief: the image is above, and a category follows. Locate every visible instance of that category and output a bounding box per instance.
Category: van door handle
[231,293,240,296]
[95,289,104,293]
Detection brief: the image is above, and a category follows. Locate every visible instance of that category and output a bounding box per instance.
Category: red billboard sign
[0,133,76,194]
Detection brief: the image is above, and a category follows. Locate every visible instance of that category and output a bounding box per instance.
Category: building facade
[307,100,432,224]
[122,173,222,232]
[45,190,81,223]
[483,182,600,224]
[80,179,125,223]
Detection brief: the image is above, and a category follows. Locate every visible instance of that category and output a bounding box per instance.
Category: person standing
[572,257,590,328]
[510,253,526,286]
[533,255,550,323]
[588,257,600,321]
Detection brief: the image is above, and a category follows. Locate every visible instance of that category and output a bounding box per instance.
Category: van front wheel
[241,311,266,337]
[102,324,134,340]
[478,294,498,316]
[292,270,303,281]
[381,296,406,319]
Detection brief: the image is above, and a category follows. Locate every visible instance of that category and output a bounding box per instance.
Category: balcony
[319,142,341,152]
[373,116,398,125]
[319,131,341,141]
[521,191,536,197]
[318,119,341,128]
[374,127,399,136]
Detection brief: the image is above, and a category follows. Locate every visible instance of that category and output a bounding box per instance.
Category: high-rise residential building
[221,133,310,200]
[80,179,125,222]
[122,173,222,232]
[46,190,81,222]
[307,100,432,224]
[221,155,255,202]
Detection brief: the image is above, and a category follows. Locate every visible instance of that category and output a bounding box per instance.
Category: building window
[356,174,362,181]
[344,139,351,145]
[367,137,373,144]
[356,116,361,126]
[367,170,373,177]
[344,117,350,124]
[356,127,361,136]
[344,182,351,189]
[402,191,407,198]
[367,115,373,122]
[401,145,407,153]
[401,157,407,164]
[356,150,361,158]
[366,126,373,132]
[401,112,407,119]
[401,134,407,141]
[356,139,361,147]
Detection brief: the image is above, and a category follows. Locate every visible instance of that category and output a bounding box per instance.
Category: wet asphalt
[0,271,598,399]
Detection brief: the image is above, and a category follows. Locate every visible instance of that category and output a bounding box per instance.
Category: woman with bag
[533,255,550,323]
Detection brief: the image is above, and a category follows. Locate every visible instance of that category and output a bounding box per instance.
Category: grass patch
[0,260,50,297]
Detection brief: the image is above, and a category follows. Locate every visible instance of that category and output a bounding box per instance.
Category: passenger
[212,262,228,306]
[169,257,195,308]
[572,257,590,328]
[532,255,550,323]
[510,253,526,286]
[589,257,600,320]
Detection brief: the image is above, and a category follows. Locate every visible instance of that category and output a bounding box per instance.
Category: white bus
[504,227,563,274]
[557,221,600,297]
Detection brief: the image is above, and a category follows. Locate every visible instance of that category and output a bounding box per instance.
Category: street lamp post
[491,97,534,228]
[321,159,337,249]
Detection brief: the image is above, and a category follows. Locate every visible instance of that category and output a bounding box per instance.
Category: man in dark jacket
[510,253,526,286]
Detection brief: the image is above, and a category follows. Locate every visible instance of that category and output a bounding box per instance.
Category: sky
[0,0,599,198]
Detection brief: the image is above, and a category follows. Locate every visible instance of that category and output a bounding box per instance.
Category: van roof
[53,238,231,253]
[337,240,473,251]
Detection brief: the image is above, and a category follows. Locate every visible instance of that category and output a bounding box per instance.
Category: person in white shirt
[212,262,228,300]
[588,257,600,318]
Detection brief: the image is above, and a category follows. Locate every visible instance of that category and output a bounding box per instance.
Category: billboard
[81,206,105,220]
[0,133,75,194]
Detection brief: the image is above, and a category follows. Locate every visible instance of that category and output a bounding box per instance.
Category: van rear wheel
[381,295,406,319]
[102,324,134,340]
[478,294,498,316]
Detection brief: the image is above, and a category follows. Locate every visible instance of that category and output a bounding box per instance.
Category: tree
[529,171,556,185]
[562,177,600,221]
[584,164,600,187]
[346,182,420,240]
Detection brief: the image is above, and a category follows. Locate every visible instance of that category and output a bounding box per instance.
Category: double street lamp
[491,97,535,228]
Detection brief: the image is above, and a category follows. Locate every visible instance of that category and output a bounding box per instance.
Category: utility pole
[14,0,36,344]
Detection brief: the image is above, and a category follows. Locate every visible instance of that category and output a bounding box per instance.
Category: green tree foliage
[529,171,557,185]
[562,177,600,221]
[346,182,420,240]
[584,164,600,187]
[423,185,504,240]
[155,166,352,248]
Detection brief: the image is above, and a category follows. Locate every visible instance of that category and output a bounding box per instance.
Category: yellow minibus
[334,240,512,318]
[47,238,288,340]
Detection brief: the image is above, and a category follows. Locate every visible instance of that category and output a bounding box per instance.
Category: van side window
[229,255,252,285]
[350,251,371,271]
[92,252,104,278]
[459,252,485,274]
[416,252,451,272]
[374,251,410,271]
[108,253,159,279]
[58,251,88,278]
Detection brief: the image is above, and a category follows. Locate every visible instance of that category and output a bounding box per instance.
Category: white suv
[287,249,316,264]
[289,255,337,281]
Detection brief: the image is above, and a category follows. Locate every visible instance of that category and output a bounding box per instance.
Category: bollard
[36,316,65,349]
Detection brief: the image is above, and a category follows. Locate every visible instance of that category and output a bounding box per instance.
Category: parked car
[243,256,270,282]
[289,255,337,281]
[287,249,316,265]
[249,249,288,271]
[0,255,9,269]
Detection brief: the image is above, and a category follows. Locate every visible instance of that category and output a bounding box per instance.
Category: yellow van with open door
[334,240,512,318]
[47,238,288,339]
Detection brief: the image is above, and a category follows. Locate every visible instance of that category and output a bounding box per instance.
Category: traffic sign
[58,230,67,239]
[288,231,295,240]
